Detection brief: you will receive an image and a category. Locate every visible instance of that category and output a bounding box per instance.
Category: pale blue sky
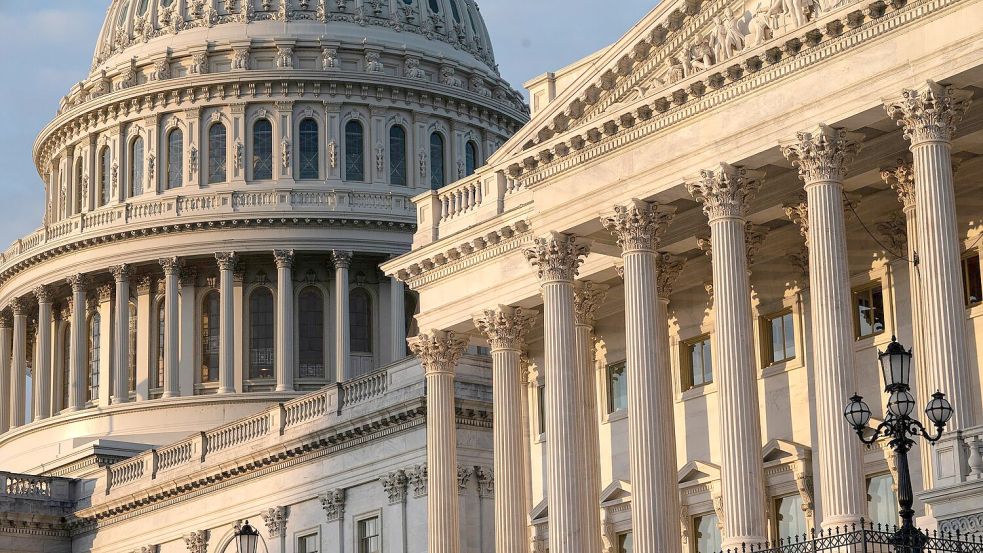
[0,0,654,247]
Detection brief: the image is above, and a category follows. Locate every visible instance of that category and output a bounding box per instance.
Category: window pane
[783,312,795,360]
[249,288,275,379]
[253,120,273,180]
[345,120,364,182]
[201,291,220,383]
[390,126,407,185]
[690,342,703,387]
[167,130,183,189]
[771,315,784,363]
[867,474,898,528]
[428,0,440,12]
[101,147,112,205]
[449,0,461,22]
[870,287,885,334]
[702,339,713,385]
[537,384,546,434]
[131,137,144,196]
[299,118,319,180]
[88,313,101,402]
[430,133,445,190]
[776,495,807,541]
[208,123,227,184]
[964,254,982,305]
[695,514,722,553]
[299,287,325,378]
[617,532,633,553]
[607,362,627,413]
[358,518,380,553]
[350,288,372,353]
[465,141,478,177]
[298,534,318,553]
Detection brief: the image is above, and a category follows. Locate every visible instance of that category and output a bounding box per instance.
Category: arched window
[465,141,478,177]
[100,146,112,206]
[208,123,227,184]
[430,132,445,190]
[252,119,273,180]
[345,120,365,182]
[389,126,407,186]
[298,287,325,378]
[449,0,462,22]
[155,300,165,389]
[351,288,372,353]
[201,290,220,383]
[61,323,71,409]
[131,136,144,197]
[87,313,101,402]
[128,301,137,392]
[298,118,320,180]
[136,0,150,16]
[166,128,183,189]
[428,0,440,12]
[74,162,83,215]
[249,288,275,379]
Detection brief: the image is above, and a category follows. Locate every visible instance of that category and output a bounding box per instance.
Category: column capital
[745,224,769,266]
[523,232,590,283]
[110,264,131,283]
[9,297,29,316]
[473,306,536,351]
[97,283,114,302]
[33,284,54,304]
[331,250,353,269]
[66,273,88,292]
[136,275,154,294]
[574,281,608,327]
[408,330,468,376]
[215,252,237,271]
[656,253,688,298]
[179,266,198,287]
[600,199,676,253]
[686,163,763,221]
[781,124,863,183]
[0,311,11,328]
[880,159,916,211]
[783,192,809,246]
[159,257,181,275]
[273,249,295,269]
[885,80,972,145]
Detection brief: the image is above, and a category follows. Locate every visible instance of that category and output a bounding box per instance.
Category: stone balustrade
[1,472,54,498]
[414,171,525,245]
[340,369,390,408]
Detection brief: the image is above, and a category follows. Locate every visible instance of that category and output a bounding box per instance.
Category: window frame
[165,127,184,190]
[87,311,102,403]
[354,511,383,553]
[152,296,166,394]
[99,145,113,207]
[851,280,886,340]
[606,361,628,415]
[207,121,228,185]
[297,117,320,180]
[681,334,713,391]
[961,250,982,307]
[251,118,274,181]
[350,287,373,354]
[691,512,722,553]
[761,308,795,367]
[771,494,807,543]
[465,140,479,177]
[344,119,366,182]
[429,132,445,190]
[389,125,408,186]
[247,285,276,381]
[297,285,326,380]
[130,135,144,197]
[199,289,221,386]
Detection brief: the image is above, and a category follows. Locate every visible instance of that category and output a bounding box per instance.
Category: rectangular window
[852,282,885,339]
[694,514,722,553]
[867,473,898,529]
[962,252,982,306]
[762,309,795,366]
[607,362,628,413]
[774,495,807,542]
[357,516,381,553]
[298,533,319,553]
[537,384,546,435]
[682,335,713,390]
[617,531,633,553]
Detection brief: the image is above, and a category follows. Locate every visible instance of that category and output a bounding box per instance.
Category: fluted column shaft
[275,250,295,392]
[573,298,602,553]
[68,276,87,410]
[0,316,11,433]
[390,277,407,362]
[216,253,236,393]
[111,266,130,404]
[160,259,181,399]
[333,250,352,383]
[11,302,27,427]
[34,289,53,419]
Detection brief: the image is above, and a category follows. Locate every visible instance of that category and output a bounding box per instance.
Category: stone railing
[204,412,272,455]
[413,170,524,245]
[340,369,389,408]
[156,439,195,474]
[284,391,329,427]
[1,472,52,498]
[107,456,145,490]
[439,178,483,222]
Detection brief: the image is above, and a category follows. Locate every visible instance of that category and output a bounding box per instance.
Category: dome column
[0,312,11,433]
[111,265,131,405]
[10,298,29,427]
[216,253,237,394]
[332,250,352,383]
[159,258,181,399]
[274,250,295,392]
[67,275,87,410]
[33,286,54,418]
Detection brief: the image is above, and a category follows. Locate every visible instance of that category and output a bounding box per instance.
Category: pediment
[600,480,633,504]
[678,460,721,484]
[530,498,549,522]
[762,438,811,464]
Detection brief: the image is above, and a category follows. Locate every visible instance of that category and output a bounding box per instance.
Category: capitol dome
[1,0,527,474]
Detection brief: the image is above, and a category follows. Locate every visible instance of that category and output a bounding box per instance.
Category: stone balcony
[0,472,75,553]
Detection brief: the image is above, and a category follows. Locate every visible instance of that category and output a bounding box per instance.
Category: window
[87,313,101,402]
[136,0,150,15]
[298,287,325,378]
[357,516,381,553]
[962,252,982,306]
[156,299,165,388]
[607,361,628,413]
[867,473,898,528]
[449,0,462,22]
[428,0,440,12]
[694,514,722,553]
[763,309,795,366]
[389,126,407,186]
[429,133,445,190]
[852,282,885,339]
[351,288,372,353]
[166,128,183,189]
[298,118,320,180]
[74,162,84,214]
[131,137,144,196]
[100,146,112,206]
[465,141,478,177]
[128,301,137,392]
[345,120,365,182]
[298,534,319,553]
[249,288,275,379]
[682,335,712,390]
[208,123,227,184]
[774,495,807,542]
[252,119,273,180]
[201,290,220,383]
[536,383,546,435]
[617,531,633,553]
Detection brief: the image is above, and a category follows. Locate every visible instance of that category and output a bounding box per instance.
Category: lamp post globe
[878,336,913,392]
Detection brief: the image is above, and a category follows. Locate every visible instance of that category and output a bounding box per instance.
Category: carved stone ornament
[319,489,345,521]
[281,138,291,170]
[381,470,409,504]
[110,264,131,283]
[33,284,53,304]
[880,159,916,210]
[744,223,770,266]
[234,140,244,172]
[183,530,208,553]
[322,47,339,70]
[474,466,493,497]
[457,465,473,494]
[783,192,810,246]
[523,232,590,283]
[686,162,764,221]
[874,212,908,255]
[331,249,352,269]
[655,253,687,298]
[781,124,863,184]
[574,281,608,327]
[274,249,295,269]
[159,257,181,275]
[407,464,428,497]
[261,506,289,538]
[473,305,535,351]
[375,142,385,173]
[885,80,973,145]
[327,140,338,168]
[601,199,675,253]
[408,330,468,376]
[215,252,237,271]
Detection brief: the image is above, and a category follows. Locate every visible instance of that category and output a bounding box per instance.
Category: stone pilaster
[33,285,53,419]
[215,252,237,394]
[886,81,974,429]
[782,124,866,528]
[687,163,768,547]
[0,311,11,433]
[474,306,535,553]
[523,231,593,553]
[332,250,352,383]
[274,249,295,392]
[389,276,407,363]
[159,258,181,399]
[602,200,681,553]
[408,330,468,553]
[110,265,131,405]
[10,298,28,427]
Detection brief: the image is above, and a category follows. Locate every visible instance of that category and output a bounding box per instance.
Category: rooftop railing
[719,521,983,553]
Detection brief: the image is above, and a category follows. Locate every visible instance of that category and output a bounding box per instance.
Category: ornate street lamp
[235,520,260,553]
[843,337,954,550]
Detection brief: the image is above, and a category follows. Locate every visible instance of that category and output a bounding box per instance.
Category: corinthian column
[523,232,592,553]
[0,312,11,433]
[10,298,28,427]
[274,249,295,392]
[408,330,468,553]
[687,163,767,547]
[111,265,131,405]
[601,200,681,553]
[66,275,87,410]
[886,81,974,429]
[216,252,237,394]
[33,286,53,419]
[332,250,352,383]
[159,258,181,399]
[474,306,535,553]
[782,125,866,528]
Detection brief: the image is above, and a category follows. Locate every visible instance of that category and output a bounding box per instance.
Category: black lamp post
[235,520,260,553]
[844,337,954,550]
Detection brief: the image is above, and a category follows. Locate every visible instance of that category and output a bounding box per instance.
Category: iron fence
[720,520,983,553]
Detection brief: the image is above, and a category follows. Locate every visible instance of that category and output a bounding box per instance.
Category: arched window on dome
[466,3,480,35]
[350,288,372,354]
[74,161,84,215]
[135,0,150,16]
[128,300,137,393]
[298,118,320,180]
[166,128,183,189]
[345,120,365,182]
[200,290,220,384]
[155,299,165,390]
[99,146,112,207]
[450,0,462,22]
[130,136,144,197]
[87,312,101,403]
[208,123,227,184]
[252,119,274,180]
[249,287,275,380]
[298,287,325,379]
[428,0,441,13]
[389,126,407,186]
[429,132,445,190]
[465,140,479,177]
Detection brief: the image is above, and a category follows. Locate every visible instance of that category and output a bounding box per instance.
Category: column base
[820,514,863,532]
[217,386,235,394]
[111,396,128,405]
[722,536,767,551]
[161,391,179,399]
